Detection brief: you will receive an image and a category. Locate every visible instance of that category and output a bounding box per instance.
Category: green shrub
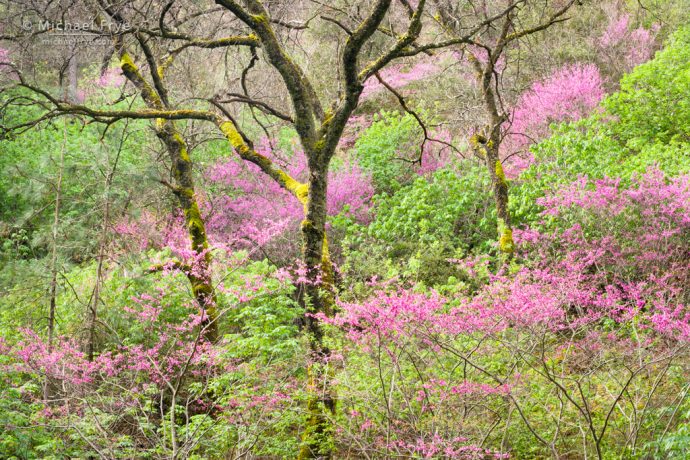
[514,26,690,226]
[604,25,690,147]
[354,110,426,193]
[339,164,497,287]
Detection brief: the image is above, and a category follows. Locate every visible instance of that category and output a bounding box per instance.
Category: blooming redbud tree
[504,63,605,173]
[320,168,690,457]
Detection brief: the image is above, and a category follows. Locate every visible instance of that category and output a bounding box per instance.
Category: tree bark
[45,119,66,401]
[469,50,515,259]
[116,47,219,342]
[471,127,514,257]
[297,159,337,460]
[157,120,219,342]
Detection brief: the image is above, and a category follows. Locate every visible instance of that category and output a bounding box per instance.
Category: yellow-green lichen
[294,183,309,206]
[120,52,163,107]
[274,169,304,197]
[119,51,136,71]
[301,219,314,229]
[495,160,506,185]
[321,236,330,260]
[172,132,190,161]
[158,55,174,78]
[312,138,326,152]
[320,111,334,131]
[470,133,489,156]
[322,109,333,122]
[219,121,309,204]
[183,203,209,249]
[251,14,269,26]
[219,122,247,152]
[179,146,190,162]
[499,227,514,253]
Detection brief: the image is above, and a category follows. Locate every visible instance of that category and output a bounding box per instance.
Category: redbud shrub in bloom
[504,63,605,174]
[0,253,308,459]
[513,27,690,226]
[204,140,374,261]
[322,169,690,458]
[115,137,375,266]
[596,13,658,79]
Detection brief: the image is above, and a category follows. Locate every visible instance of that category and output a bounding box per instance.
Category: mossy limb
[499,227,514,254]
[495,160,506,185]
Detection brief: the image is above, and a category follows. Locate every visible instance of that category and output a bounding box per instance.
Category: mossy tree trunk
[116,41,219,342]
[467,44,515,260]
[297,156,337,460]
[471,126,514,257]
[156,120,219,342]
[434,0,579,260]
[219,120,338,458]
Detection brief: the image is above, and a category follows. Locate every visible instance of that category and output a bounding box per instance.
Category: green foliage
[220,256,303,360]
[368,166,493,252]
[0,89,154,345]
[643,405,690,458]
[339,164,498,288]
[0,98,149,263]
[0,377,61,460]
[604,25,690,147]
[354,110,424,193]
[514,26,690,226]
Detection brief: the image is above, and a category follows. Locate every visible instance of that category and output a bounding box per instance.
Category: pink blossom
[361,58,440,99]
[598,14,658,72]
[204,139,374,256]
[504,64,604,173]
[97,67,125,87]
